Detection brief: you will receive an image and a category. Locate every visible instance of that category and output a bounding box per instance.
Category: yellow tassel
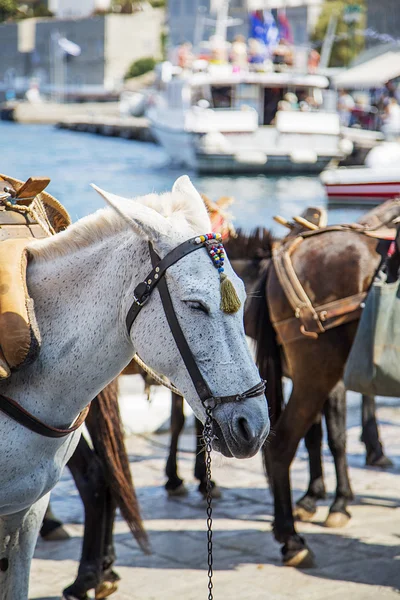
[220,273,241,314]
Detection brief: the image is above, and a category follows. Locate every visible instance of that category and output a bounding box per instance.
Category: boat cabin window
[211,86,232,109]
[234,83,260,113]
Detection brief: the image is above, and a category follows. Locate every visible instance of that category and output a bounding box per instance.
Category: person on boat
[177,42,194,70]
[283,92,298,110]
[337,89,355,127]
[383,96,400,138]
[230,35,248,70]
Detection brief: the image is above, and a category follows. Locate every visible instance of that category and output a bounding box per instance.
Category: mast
[215,0,231,41]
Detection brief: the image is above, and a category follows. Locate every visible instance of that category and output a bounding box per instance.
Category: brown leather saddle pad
[0,175,71,378]
[272,199,400,345]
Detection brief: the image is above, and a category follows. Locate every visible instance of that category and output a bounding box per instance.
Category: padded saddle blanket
[0,174,71,378]
[272,199,400,345]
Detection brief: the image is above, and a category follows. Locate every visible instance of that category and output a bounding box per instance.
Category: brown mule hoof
[95,581,119,599]
[324,511,350,528]
[293,506,315,522]
[283,547,315,568]
[200,485,222,500]
[41,525,70,541]
[167,483,188,497]
[367,454,394,469]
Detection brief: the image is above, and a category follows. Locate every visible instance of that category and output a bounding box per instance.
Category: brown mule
[248,223,393,567]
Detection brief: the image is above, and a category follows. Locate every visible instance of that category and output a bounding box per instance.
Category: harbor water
[0,122,365,229]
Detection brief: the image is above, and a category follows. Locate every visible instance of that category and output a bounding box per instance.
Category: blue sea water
[0,122,364,230]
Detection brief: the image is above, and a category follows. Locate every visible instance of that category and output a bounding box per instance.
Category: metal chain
[204,406,214,600]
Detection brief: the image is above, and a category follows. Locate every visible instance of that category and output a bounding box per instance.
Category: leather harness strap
[273,238,326,337]
[0,392,90,438]
[272,224,393,345]
[126,238,202,333]
[274,292,367,345]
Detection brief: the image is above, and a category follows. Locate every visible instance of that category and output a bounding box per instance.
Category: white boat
[147,65,350,175]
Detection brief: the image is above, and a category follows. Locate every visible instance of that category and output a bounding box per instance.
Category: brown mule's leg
[62,436,108,600]
[294,416,326,522]
[361,395,393,468]
[40,501,70,541]
[165,393,188,496]
[94,493,120,600]
[263,381,327,568]
[323,381,354,528]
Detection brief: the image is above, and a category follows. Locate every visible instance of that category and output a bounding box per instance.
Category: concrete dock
[0,100,156,143]
[30,395,400,600]
[56,114,155,142]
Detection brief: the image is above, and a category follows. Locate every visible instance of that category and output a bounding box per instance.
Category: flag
[249,11,267,45]
[277,10,293,44]
[263,10,280,48]
[58,38,81,57]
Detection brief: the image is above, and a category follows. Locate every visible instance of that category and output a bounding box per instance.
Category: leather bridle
[0,233,265,439]
[126,235,266,411]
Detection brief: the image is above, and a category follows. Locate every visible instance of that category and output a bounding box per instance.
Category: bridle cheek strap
[128,237,266,409]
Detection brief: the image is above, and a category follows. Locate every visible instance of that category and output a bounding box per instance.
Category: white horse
[0,175,269,599]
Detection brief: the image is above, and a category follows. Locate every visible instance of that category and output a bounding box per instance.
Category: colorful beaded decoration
[194,232,225,273]
[194,232,241,314]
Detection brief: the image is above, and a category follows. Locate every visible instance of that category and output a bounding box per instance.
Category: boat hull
[150,121,336,175]
[195,152,332,175]
[326,182,400,204]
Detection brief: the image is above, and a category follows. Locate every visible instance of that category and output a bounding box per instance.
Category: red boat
[321,167,400,204]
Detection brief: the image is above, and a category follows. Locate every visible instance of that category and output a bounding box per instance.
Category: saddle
[0,174,71,378]
[272,200,400,345]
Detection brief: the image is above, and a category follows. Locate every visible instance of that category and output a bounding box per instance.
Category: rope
[132,354,183,397]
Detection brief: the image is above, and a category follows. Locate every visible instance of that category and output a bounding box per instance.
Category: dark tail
[86,379,150,554]
[247,262,284,428]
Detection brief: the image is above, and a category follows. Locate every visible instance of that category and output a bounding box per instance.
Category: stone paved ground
[30,399,400,600]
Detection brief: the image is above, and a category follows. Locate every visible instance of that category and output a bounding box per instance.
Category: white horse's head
[94,176,270,459]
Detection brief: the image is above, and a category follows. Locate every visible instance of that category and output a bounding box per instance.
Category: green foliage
[312,0,366,67]
[32,2,53,16]
[150,0,165,7]
[0,0,18,22]
[125,57,156,79]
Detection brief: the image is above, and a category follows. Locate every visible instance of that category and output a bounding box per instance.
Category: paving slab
[30,399,400,599]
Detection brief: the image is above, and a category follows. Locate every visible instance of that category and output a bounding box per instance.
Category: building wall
[0,23,24,85]
[104,11,163,89]
[367,0,400,45]
[0,12,163,96]
[34,17,105,88]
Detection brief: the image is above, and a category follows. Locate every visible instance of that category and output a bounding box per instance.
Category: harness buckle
[133,293,150,308]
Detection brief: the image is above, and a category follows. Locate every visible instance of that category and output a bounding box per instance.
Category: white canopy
[334,52,400,89]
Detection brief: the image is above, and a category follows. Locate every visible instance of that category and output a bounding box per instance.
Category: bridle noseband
[127,234,266,410]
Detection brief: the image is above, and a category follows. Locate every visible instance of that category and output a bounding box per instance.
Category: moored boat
[148,66,349,175]
[321,166,400,204]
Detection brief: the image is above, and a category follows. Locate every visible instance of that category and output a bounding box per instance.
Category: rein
[127,233,265,600]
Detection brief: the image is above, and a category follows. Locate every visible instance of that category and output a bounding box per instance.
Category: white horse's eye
[183,300,209,314]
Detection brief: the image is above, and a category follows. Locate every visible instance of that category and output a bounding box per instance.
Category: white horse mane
[29,177,211,262]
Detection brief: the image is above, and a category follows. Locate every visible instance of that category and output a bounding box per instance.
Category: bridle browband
[0,233,265,439]
[127,234,266,410]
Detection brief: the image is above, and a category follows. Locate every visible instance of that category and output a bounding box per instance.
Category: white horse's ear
[172,175,210,227]
[91,184,166,241]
